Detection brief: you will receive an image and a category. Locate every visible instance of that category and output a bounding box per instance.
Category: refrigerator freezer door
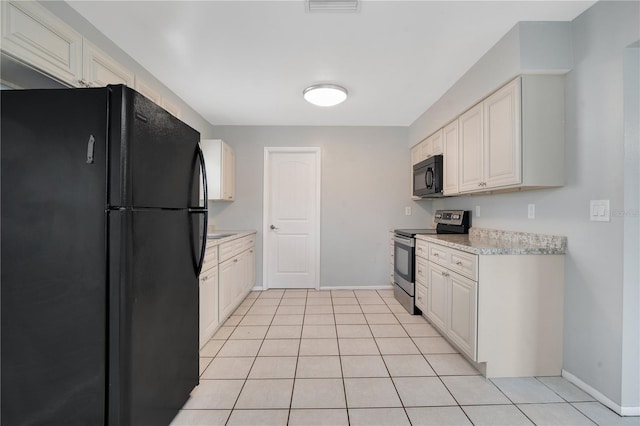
[108,209,199,426]
[108,86,201,209]
[1,89,109,425]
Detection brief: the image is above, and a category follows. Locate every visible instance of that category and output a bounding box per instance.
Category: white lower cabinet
[447,272,477,359]
[199,243,220,349]
[199,265,219,349]
[219,256,238,321]
[218,235,256,322]
[423,239,564,377]
[425,262,452,337]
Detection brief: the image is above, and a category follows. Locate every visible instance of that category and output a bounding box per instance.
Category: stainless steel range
[393,210,471,314]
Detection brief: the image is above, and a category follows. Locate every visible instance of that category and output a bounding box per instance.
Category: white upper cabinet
[200,139,236,201]
[410,144,422,166]
[429,129,443,156]
[81,40,134,87]
[161,98,181,118]
[483,78,521,189]
[1,1,82,86]
[458,103,484,192]
[134,78,162,104]
[442,120,459,195]
[456,75,564,194]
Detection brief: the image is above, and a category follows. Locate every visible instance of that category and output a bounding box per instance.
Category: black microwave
[413,155,443,198]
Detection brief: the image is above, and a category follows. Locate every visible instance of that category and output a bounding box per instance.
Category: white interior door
[264,148,320,289]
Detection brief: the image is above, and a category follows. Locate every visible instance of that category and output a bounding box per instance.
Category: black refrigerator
[1,85,208,426]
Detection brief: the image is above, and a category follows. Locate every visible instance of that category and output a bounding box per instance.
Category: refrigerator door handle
[197,143,208,206]
[191,144,208,275]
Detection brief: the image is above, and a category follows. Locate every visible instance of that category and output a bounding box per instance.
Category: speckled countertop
[206,230,256,246]
[416,227,567,255]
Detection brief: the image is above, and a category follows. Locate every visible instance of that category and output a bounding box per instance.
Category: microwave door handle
[426,167,433,189]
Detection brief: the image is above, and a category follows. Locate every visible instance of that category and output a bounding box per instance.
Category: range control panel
[434,209,468,226]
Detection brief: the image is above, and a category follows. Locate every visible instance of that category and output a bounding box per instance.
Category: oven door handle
[394,235,415,247]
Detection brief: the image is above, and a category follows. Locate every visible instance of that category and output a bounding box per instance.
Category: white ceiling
[68,1,594,127]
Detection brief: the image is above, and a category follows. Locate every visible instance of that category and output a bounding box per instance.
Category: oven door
[393,235,415,296]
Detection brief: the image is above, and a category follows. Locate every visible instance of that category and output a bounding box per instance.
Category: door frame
[263,147,321,290]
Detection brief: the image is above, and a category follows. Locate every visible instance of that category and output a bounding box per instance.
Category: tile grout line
[286,288,308,426]
[224,291,283,425]
[330,290,351,426]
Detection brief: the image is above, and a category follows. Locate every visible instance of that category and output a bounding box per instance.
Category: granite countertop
[206,230,256,245]
[416,227,567,255]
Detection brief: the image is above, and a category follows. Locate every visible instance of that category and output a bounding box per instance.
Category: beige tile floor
[172,289,637,426]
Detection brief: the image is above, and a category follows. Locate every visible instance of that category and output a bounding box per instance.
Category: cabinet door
[218,258,236,321]
[421,138,433,160]
[82,40,134,87]
[247,247,256,292]
[415,282,428,312]
[1,1,82,86]
[443,120,459,195]
[415,256,428,286]
[389,232,395,285]
[430,130,443,156]
[448,273,477,360]
[484,78,521,189]
[199,267,219,348]
[426,262,448,331]
[410,145,421,166]
[222,142,235,201]
[458,103,484,193]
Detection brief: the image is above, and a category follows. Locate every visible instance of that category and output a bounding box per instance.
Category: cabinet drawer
[416,239,429,259]
[220,234,256,262]
[428,244,451,266]
[219,240,237,262]
[203,244,219,266]
[449,250,477,281]
[416,256,429,285]
[199,264,218,280]
[427,242,477,281]
[239,235,255,253]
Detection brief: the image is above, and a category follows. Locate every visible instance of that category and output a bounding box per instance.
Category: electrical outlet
[475,206,481,217]
[405,206,412,216]
[528,204,535,219]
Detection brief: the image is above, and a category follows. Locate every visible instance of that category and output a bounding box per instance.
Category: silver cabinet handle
[270,225,279,230]
[234,259,238,263]
[455,261,463,266]
[433,253,439,257]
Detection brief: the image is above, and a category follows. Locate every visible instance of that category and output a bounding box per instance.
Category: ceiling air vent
[307,0,359,13]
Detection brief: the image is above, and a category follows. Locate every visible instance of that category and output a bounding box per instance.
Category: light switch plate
[475,206,481,217]
[405,206,412,216]
[528,204,535,219]
[590,200,610,222]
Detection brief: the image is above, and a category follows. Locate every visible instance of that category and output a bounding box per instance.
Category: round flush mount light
[303,84,348,107]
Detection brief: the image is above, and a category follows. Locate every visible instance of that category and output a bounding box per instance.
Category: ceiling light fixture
[303,84,348,107]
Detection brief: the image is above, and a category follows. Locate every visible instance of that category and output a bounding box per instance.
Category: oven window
[395,244,409,276]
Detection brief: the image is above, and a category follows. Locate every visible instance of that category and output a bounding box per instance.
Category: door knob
[270,225,279,230]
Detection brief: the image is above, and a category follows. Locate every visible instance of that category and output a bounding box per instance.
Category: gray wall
[411,1,639,410]
[622,41,639,409]
[36,1,216,138]
[207,126,434,288]
[409,21,573,147]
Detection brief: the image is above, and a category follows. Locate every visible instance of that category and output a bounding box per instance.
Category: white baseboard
[318,285,394,291]
[562,369,640,416]
[253,285,394,291]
